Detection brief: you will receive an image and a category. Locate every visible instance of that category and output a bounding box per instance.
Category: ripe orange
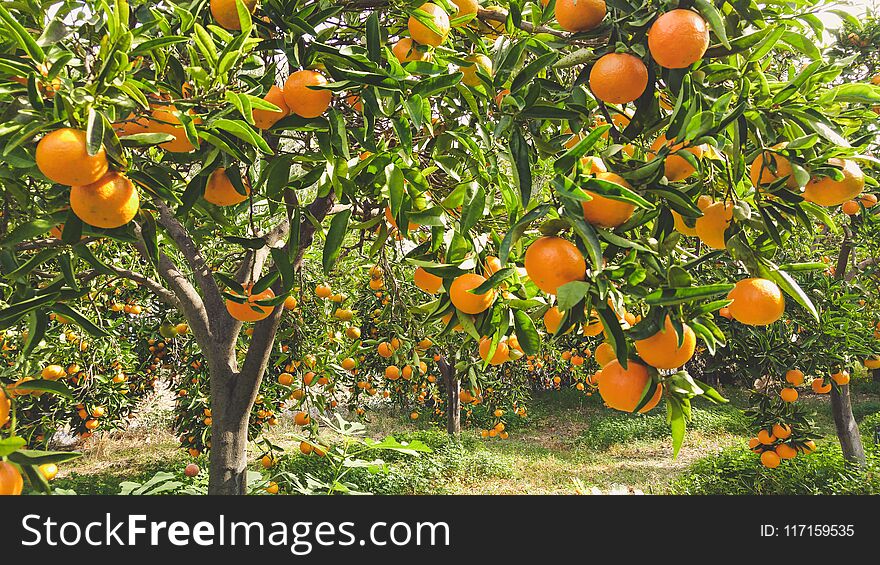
[772,423,792,440]
[294,411,310,426]
[859,193,877,208]
[750,148,797,189]
[780,388,798,402]
[864,357,880,370]
[252,85,290,129]
[581,172,636,228]
[414,267,443,294]
[594,342,615,367]
[726,278,785,326]
[785,369,804,386]
[70,172,140,229]
[278,372,294,386]
[341,357,356,371]
[461,54,492,87]
[694,200,733,249]
[408,3,450,47]
[554,0,606,32]
[385,365,401,380]
[377,341,394,358]
[210,0,257,30]
[283,296,298,310]
[581,155,607,174]
[449,273,495,314]
[802,159,865,207]
[315,284,332,298]
[649,134,704,181]
[841,200,860,215]
[647,10,710,69]
[831,370,850,385]
[589,53,648,105]
[524,236,586,295]
[671,210,699,236]
[36,128,109,186]
[748,437,761,452]
[811,378,831,394]
[757,429,776,445]
[392,38,429,63]
[283,70,333,119]
[450,0,479,25]
[543,306,565,334]
[582,309,604,336]
[597,359,662,413]
[0,388,9,427]
[0,461,23,495]
[775,443,797,460]
[204,167,250,206]
[801,440,816,454]
[760,450,781,468]
[634,315,696,369]
[41,364,66,380]
[149,105,200,152]
[225,284,275,322]
[479,337,509,365]
[484,256,503,277]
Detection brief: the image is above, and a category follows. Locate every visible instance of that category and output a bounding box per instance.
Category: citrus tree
[2,0,879,495]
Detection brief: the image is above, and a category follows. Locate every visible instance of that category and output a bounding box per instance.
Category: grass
[51,380,880,495]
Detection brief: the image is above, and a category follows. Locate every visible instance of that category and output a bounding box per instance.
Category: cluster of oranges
[749,422,815,469]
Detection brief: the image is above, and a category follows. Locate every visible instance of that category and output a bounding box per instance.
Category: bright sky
[818,0,877,28]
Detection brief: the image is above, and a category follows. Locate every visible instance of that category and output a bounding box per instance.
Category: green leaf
[498,204,551,263]
[8,449,82,465]
[11,379,74,399]
[0,4,44,62]
[513,310,541,355]
[693,0,729,49]
[556,281,590,311]
[667,396,686,459]
[762,263,818,322]
[553,124,611,175]
[322,209,352,275]
[510,128,533,207]
[52,304,110,337]
[644,284,734,306]
[0,437,27,457]
[511,52,557,94]
[86,108,105,156]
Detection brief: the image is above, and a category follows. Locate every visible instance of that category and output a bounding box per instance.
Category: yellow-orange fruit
[726,278,785,326]
[204,167,250,206]
[647,10,710,69]
[449,273,495,314]
[408,3,450,47]
[589,53,648,105]
[70,172,140,229]
[36,128,109,186]
[283,70,332,119]
[597,359,662,413]
[252,85,290,129]
[802,159,865,207]
[414,267,443,294]
[523,236,586,295]
[479,337,509,365]
[581,172,636,228]
[554,0,606,32]
[633,316,696,369]
[210,0,257,30]
[226,285,275,322]
[694,201,733,249]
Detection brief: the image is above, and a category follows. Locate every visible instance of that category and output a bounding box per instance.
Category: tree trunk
[873,368,879,384]
[439,355,459,436]
[831,226,866,465]
[208,382,251,495]
[830,384,866,465]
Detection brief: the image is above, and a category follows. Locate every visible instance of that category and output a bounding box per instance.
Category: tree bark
[439,354,459,436]
[208,376,252,495]
[873,368,879,384]
[832,226,866,465]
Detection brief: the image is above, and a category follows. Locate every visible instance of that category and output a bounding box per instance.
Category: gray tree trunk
[439,354,459,436]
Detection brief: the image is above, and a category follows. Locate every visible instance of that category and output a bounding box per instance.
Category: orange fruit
[461,54,492,87]
[523,236,586,295]
[408,3,450,47]
[149,105,200,152]
[772,423,792,440]
[449,273,495,314]
[278,372,294,386]
[341,358,356,371]
[597,359,662,413]
[785,369,804,386]
[649,133,704,181]
[385,365,401,380]
[484,256,503,277]
[283,70,332,119]
[377,342,394,358]
[671,210,698,236]
[0,461,23,495]
[582,309,604,336]
[210,0,257,30]
[294,411,310,426]
[450,0,479,25]
[864,357,880,370]
[414,267,443,294]
[831,370,850,385]
[441,312,463,331]
[859,193,877,208]
[70,172,140,229]
[841,200,860,215]
[252,85,290,129]
[634,315,696,369]
[780,387,798,402]
[748,437,761,452]
[757,429,776,445]
[594,342,615,367]
[750,148,797,189]
[315,284,332,298]
[775,443,797,460]
[39,463,59,480]
[801,440,816,454]
[36,128,109,186]
[543,306,565,334]
[581,155,607,174]
[811,378,831,394]
[225,284,275,322]
[0,388,9,428]
[589,53,648,105]
[802,159,865,207]
[554,0,606,32]
[392,38,429,63]
[581,172,636,228]
[694,200,733,249]
[726,278,785,326]
[204,167,250,206]
[41,364,66,380]
[283,296,298,310]
[478,337,509,365]
[761,450,781,468]
[647,10,710,69]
